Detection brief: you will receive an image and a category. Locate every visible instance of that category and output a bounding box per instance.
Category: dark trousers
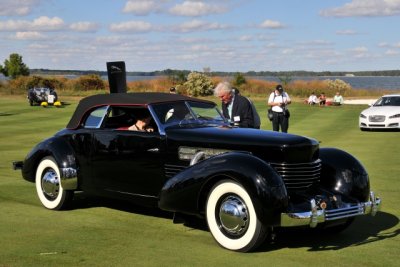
[272,112,289,133]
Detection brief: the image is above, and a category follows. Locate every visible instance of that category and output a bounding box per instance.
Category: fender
[319,148,370,202]
[159,152,288,225]
[22,136,78,190]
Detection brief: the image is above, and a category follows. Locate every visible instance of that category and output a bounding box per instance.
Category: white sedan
[359,94,400,131]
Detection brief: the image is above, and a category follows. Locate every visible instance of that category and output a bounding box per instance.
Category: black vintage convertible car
[14,92,381,252]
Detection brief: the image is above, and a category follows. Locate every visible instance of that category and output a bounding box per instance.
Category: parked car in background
[359,94,400,131]
[14,92,381,252]
[27,87,58,106]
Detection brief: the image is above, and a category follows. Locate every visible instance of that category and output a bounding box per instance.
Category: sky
[0,0,399,72]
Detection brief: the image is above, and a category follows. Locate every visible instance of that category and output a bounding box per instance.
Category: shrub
[183,72,214,97]
[6,76,29,94]
[127,77,174,92]
[0,80,6,93]
[5,75,67,95]
[325,79,352,95]
[74,74,105,91]
[241,79,277,95]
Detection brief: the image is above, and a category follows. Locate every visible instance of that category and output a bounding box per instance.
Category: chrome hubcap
[218,195,249,236]
[41,168,60,200]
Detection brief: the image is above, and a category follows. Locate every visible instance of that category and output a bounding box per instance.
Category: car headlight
[389,114,400,119]
[359,113,367,118]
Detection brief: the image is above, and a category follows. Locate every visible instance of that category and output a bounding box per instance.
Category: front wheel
[206,180,268,252]
[35,156,73,210]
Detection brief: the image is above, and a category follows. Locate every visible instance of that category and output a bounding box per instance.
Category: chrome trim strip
[105,189,158,199]
[280,192,381,228]
[190,151,206,166]
[310,199,319,228]
[148,105,165,135]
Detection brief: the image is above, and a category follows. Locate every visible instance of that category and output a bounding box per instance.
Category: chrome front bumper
[281,191,381,228]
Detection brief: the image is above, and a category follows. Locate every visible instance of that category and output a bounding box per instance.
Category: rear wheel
[35,156,73,210]
[206,180,268,252]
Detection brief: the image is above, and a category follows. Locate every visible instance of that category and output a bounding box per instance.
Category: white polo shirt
[268,92,291,112]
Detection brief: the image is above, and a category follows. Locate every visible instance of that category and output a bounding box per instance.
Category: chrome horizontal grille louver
[325,205,364,221]
[270,159,321,190]
[164,164,187,178]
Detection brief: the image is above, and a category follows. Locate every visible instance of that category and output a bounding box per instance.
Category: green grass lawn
[0,95,398,267]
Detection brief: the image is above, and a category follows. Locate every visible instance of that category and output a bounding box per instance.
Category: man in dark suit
[214,82,255,128]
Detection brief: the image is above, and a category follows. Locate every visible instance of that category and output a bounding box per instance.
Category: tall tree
[2,53,30,79]
[232,72,247,87]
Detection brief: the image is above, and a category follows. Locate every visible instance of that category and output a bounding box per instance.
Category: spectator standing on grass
[214,81,255,128]
[233,88,261,129]
[268,84,291,133]
[333,92,344,105]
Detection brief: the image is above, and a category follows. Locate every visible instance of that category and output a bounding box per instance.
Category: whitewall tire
[35,156,73,210]
[206,180,267,252]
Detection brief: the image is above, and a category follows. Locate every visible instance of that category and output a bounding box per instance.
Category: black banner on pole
[106,61,127,94]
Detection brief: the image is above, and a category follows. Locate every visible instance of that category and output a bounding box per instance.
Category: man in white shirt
[307,92,318,105]
[268,84,291,133]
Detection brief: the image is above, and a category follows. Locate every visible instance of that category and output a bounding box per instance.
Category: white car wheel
[206,180,267,252]
[35,156,72,210]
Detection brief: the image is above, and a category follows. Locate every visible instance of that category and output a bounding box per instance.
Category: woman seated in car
[128,110,154,132]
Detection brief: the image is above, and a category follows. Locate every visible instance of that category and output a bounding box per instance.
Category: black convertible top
[66,92,215,129]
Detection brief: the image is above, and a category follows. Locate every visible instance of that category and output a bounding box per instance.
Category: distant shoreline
[26,69,400,77]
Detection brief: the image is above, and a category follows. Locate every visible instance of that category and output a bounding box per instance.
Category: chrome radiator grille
[270,159,322,190]
[369,115,385,122]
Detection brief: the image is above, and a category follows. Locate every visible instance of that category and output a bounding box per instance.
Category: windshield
[151,101,226,126]
[374,96,400,106]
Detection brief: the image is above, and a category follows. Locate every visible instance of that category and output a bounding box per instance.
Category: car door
[91,129,166,198]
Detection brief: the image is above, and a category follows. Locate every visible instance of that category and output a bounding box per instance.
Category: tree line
[1,53,399,82]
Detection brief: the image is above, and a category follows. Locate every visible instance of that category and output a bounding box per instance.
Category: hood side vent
[165,164,187,178]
